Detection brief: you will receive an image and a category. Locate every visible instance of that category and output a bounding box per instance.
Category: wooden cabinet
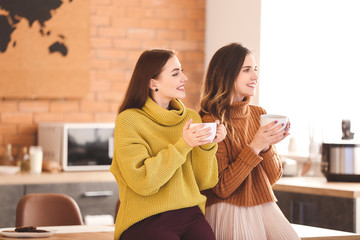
[0,185,24,227]
[274,190,356,232]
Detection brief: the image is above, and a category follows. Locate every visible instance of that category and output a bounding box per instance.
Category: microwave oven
[38,122,115,171]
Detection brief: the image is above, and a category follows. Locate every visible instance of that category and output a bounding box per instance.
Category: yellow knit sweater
[110,97,218,240]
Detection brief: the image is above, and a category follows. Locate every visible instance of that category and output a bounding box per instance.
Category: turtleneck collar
[229,97,251,118]
[141,97,187,126]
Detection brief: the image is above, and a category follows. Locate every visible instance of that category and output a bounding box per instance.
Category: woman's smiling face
[151,56,188,108]
[233,53,258,102]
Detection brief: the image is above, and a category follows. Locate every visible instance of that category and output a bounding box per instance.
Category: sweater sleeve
[212,139,263,199]
[112,114,193,197]
[191,143,219,191]
[259,145,283,185]
[187,111,219,191]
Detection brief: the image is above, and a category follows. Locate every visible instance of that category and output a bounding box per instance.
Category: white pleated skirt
[205,202,300,240]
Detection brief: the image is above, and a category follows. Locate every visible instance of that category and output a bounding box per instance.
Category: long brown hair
[118,49,175,114]
[199,43,250,137]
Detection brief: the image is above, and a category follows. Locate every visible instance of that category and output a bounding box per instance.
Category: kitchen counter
[5,173,358,197]
[1,224,359,240]
[274,176,360,234]
[0,171,116,185]
[292,224,360,239]
[274,176,360,199]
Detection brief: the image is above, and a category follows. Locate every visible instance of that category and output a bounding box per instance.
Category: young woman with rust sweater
[199,43,299,240]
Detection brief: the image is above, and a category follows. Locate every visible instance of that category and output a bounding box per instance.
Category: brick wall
[0,0,206,156]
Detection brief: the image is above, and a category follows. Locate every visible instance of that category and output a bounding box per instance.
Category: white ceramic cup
[260,114,288,132]
[29,146,43,174]
[190,122,217,141]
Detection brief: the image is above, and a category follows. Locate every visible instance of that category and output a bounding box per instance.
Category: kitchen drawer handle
[83,191,113,197]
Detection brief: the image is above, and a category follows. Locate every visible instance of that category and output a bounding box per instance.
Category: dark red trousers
[120,206,216,240]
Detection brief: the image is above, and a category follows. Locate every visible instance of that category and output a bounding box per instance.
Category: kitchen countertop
[274,176,360,199]
[292,224,360,239]
[0,171,116,185]
[1,172,360,199]
[0,224,359,240]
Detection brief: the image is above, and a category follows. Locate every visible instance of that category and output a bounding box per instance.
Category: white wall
[205,0,261,105]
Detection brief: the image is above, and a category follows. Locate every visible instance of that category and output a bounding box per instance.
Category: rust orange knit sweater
[202,97,283,207]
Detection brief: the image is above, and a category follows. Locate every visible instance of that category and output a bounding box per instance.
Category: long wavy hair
[118,49,175,114]
[199,43,250,138]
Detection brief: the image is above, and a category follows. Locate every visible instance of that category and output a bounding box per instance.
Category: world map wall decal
[0,0,90,99]
[0,0,70,56]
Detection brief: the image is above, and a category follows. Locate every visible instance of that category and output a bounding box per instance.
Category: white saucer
[0,166,20,175]
[1,230,54,238]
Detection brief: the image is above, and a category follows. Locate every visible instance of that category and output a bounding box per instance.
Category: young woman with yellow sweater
[110,49,227,240]
[199,43,300,240]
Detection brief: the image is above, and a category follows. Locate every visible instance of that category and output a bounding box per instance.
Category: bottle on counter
[2,143,15,166]
[29,146,43,174]
[17,146,30,172]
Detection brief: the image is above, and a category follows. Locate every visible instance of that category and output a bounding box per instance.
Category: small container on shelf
[0,143,20,175]
[29,146,43,174]
[2,143,15,166]
[16,146,30,172]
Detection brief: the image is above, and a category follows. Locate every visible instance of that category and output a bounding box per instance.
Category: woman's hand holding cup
[250,114,291,154]
[183,119,212,147]
[212,120,227,143]
[183,119,226,147]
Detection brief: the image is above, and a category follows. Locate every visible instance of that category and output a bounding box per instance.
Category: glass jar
[2,144,15,166]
